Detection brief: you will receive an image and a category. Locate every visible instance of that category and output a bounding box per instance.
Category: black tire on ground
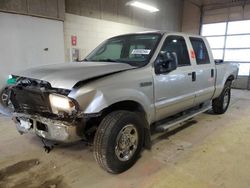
[0,87,13,111]
[212,81,232,114]
[93,110,144,174]
[0,87,9,107]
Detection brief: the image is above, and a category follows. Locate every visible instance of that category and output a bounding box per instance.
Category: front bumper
[12,113,83,143]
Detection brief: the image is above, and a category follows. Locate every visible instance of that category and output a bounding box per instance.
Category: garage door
[0,12,65,90]
[201,6,250,90]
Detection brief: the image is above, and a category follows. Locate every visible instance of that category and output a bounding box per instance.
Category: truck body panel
[14,61,135,89]
[1,31,239,143]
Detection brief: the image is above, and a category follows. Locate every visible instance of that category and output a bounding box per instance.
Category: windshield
[85,33,162,67]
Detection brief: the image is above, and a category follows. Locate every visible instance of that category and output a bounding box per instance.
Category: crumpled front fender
[69,87,154,124]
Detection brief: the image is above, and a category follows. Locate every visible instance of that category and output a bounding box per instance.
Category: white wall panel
[64,13,152,61]
[0,12,65,89]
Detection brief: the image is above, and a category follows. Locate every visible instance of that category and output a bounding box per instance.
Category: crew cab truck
[2,31,238,173]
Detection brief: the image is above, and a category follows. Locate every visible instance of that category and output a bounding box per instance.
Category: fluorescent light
[127,1,159,13]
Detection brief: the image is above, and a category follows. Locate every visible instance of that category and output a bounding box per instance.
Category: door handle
[188,72,196,82]
[192,72,196,82]
[211,69,214,78]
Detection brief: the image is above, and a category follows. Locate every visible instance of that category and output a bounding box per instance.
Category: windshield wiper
[96,59,119,62]
[85,58,133,65]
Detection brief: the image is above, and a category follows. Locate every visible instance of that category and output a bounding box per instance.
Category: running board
[154,104,211,133]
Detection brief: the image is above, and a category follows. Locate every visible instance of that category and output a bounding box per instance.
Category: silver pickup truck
[1,31,238,173]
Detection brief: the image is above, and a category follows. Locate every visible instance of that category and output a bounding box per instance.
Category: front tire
[212,81,231,114]
[0,87,14,112]
[93,110,144,174]
[0,87,9,107]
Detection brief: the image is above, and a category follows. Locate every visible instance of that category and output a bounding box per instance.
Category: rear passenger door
[189,37,216,105]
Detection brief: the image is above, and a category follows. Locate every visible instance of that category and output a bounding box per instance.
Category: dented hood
[14,62,135,89]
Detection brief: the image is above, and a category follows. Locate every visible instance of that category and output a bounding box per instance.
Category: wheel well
[226,75,235,82]
[83,101,147,133]
[102,100,146,117]
[83,100,151,149]
[102,101,151,149]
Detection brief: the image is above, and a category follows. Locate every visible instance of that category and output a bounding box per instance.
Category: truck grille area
[10,77,71,118]
[11,86,52,115]
[16,77,51,89]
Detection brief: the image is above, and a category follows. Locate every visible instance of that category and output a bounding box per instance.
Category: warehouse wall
[203,4,250,24]
[0,12,65,89]
[0,0,65,20]
[181,0,201,34]
[65,0,184,31]
[64,0,185,61]
[181,1,250,35]
[64,13,152,61]
[232,77,250,90]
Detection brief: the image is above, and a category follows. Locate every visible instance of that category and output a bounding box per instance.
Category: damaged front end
[9,76,85,143]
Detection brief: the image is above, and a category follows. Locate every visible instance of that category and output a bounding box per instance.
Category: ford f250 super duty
[1,31,238,173]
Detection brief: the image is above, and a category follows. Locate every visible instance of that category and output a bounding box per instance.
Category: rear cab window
[190,37,210,65]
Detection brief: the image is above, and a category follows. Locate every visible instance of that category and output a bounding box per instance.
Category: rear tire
[93,110,144,174]
[212,81,231,114]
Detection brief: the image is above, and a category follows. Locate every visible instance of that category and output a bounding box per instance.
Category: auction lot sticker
[131,49,151,55]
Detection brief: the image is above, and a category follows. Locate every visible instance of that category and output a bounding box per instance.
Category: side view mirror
[155,52,178,74]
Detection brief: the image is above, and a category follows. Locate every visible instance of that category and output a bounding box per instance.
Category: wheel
[212,81,231,114]
[93,110,144,174]
[0,87,14,111]
[0,87,9,107]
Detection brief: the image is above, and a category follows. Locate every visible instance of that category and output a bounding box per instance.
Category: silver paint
[14,61,135,89]
[9,31,239,142]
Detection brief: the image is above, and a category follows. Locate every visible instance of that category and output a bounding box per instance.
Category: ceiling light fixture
[126,1,159,13]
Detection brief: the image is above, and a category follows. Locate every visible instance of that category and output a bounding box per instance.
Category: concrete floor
[0,89,250,188]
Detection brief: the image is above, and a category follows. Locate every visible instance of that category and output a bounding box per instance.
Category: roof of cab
[113,30,203,39]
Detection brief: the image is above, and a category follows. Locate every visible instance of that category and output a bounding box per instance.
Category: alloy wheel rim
[115,124,138,162]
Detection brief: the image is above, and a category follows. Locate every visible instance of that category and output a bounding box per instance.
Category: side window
[190,37,210,65]
[160,35,190,66]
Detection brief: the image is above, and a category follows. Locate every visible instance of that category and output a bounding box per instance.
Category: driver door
[154,35,196,121]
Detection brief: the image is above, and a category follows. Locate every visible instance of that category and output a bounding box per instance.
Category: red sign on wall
[71,35,77,46]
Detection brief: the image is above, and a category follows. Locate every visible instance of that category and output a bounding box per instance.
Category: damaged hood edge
[14,62,136,89]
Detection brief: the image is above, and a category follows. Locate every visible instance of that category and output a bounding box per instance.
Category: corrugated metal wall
[0,0,65,20]
[203,4,250,24]
[65,0,184,31]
